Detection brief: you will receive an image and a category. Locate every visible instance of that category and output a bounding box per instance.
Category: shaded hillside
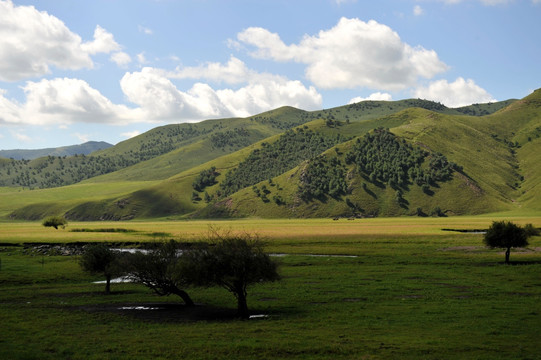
[0,141,112,160]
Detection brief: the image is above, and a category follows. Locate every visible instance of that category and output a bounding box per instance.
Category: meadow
[1,216,540,359]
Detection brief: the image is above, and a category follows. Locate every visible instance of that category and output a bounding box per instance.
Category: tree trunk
[172,288,195,306]
[105,274,111,294]
[505,247,511,264]
[237,290,249,320]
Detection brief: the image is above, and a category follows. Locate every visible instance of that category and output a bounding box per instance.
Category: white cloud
[138,25,153,35]
[73,133,90,143]
[348,92,392,104]
[81,25,121,55]
[0,1,126,82]
[169,56,251,84]
[120,66,322,120]
[236,18,447,91]
[121,130,141,139]
[0,78,142,126]
[0,89,21,124]
[414,5,424,15]
[111,51,132,67]
[136,52,149,65]
[414,78,496,107]
[0,0,92,81]
[14,132,32,143]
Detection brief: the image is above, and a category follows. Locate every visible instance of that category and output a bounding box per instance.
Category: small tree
[124,240,194,306]
[80,244,122,294]
[42,216,67,229]
[484,221,529,264]
[180,233,280,319]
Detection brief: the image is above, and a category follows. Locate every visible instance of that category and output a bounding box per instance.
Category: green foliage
[298,156,348,200]
[79,244,123,293]
[192,166,220,192]
[42,216,68,229]
[220,127,346,196]
[524,223,540,237]
[123,240,194,305]
[483,221,529,263]
[210,128,251,149]
[180,233,280,319]
[345,128,459,188]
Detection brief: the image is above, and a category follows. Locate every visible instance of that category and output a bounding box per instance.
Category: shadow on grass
[75,302,304,323]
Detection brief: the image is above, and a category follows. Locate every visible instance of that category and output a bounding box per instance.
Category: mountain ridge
[1,92,539,220]
[0,141,113,160]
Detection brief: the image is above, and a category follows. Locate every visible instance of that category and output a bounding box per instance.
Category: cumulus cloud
[111,52,132,67]
[348,92,392,104]
[0,78,142,125]
[168,56,251,84]
[120,66,322,120]
[0,1,125,81]
[81,25,121,55]
[414,78,496,107]
[0,0,92,81]
[0,89,21,123]
[414,5,424,15]
[235,17,448,91]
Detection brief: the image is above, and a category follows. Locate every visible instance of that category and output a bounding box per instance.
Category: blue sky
[0,0,539,150]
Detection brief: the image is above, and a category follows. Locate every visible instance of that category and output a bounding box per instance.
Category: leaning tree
[484,221,530,264]
[124,240,194,306]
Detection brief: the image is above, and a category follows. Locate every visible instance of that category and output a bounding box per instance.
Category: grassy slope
[2,94,538,220]
[224,93,541,218]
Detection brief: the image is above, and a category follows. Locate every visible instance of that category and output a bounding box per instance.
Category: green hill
[1,91,539,220]
[0,141,112,161]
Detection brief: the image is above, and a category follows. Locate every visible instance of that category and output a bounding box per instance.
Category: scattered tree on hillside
[124,241,194,306]
[220,128,347,196]
[192,166,220,192]
[42,216,68,229]
[179,233,280,319]
[80,245,123,294]
[298,156,347,200]
[483,221,531,264]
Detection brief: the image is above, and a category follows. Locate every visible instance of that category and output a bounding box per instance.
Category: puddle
[93,276,134,284]
[249,314,269,319]
[112,248,150,254]
[119,306,163,310]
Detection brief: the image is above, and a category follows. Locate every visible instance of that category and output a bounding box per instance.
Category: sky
[0,0,540,150]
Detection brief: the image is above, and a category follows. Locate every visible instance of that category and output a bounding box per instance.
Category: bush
[42,216,67,229]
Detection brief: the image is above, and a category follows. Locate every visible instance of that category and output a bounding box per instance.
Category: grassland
[1,216,540,359]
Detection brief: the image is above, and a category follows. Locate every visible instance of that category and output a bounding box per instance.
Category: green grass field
[1,216,540,359]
